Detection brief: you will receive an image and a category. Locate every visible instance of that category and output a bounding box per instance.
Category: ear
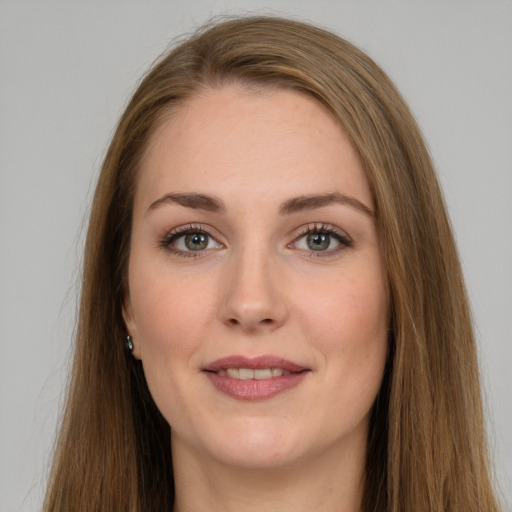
[122,294,142,360]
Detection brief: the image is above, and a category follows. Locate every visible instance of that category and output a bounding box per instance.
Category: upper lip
[203,355,308,373]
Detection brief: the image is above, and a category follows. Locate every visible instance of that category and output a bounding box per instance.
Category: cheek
[128,267,215,423]
[131,269,215,356]
[300,268,389,391]
[302,268,388,341]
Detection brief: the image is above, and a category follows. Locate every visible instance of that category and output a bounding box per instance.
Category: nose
[218,246,288,333]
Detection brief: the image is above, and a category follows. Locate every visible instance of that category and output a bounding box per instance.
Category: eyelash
[159,224,219,258]
[159,222,353,258]
[291,223,353,258]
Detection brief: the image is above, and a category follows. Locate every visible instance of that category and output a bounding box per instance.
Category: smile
[203,356,309,400]
[216,368,292,379]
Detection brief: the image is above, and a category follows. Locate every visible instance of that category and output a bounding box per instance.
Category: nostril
[226,317,274,327]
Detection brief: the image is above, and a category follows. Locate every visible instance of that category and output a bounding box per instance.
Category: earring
[125,335,134,354]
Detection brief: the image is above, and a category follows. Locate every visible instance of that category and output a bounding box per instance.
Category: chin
[191,419,306,470]
[212,442,300,470]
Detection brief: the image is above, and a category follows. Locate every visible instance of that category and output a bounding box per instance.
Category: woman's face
[124,85,389,470]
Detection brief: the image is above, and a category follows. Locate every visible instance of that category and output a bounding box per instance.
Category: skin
[123,85,389,512]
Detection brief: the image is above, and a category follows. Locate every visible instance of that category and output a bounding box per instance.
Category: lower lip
[205,371,308,401]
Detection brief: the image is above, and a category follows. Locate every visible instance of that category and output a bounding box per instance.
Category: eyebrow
[147,193,226,215]
[279,193,374,218]
[146,191,374,218]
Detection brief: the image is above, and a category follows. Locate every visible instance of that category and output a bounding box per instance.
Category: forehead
[136,85,373,210]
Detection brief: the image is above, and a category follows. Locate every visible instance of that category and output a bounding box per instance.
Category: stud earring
[125,335,134,354]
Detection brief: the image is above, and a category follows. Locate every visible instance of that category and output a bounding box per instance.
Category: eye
[303,233,335,251]
[176,232,213,251]
[160,225,223,256]
[291,224,352,256]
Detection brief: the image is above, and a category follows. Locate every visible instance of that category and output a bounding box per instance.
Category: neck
[171,434,366,512]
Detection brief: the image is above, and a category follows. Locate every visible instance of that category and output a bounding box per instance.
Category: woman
[43,16,500,512]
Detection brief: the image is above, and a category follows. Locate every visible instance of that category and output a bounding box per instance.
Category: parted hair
[43,16,499,512]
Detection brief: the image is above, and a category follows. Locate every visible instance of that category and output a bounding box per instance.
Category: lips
[204,355,307,373]
[218,367,292,379]
[203,355,309,401]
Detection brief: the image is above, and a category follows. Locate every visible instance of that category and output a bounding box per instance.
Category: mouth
[203,355,310,401]
[216,367,294,379]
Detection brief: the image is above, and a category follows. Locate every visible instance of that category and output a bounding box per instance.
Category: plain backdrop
[1,1,511,510]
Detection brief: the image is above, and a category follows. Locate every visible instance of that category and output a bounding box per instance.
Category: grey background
[1,1,511,510]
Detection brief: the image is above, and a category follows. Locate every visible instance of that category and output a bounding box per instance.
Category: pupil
[185,233,207,250]
[308,233,330,251]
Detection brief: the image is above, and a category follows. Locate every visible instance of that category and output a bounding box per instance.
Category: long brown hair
[43,16,500,512]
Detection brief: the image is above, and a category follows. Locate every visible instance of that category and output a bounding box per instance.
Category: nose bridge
[219,237,287,331]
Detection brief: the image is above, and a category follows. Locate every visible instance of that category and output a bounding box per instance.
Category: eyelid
[294,222,351,240]
[159,222,352,259]
[289,223,353,256]
[159,223,224,257]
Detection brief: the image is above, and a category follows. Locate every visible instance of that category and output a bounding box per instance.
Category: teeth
[239,368,254,380]
[217,367,293,379]
[226,368,240,379]
[254,368,272,380]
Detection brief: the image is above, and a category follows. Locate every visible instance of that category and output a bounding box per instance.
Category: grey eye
[170,231,220,252]
[184,233,209,251]
[292,227,348,254]
[306,233,332,251]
